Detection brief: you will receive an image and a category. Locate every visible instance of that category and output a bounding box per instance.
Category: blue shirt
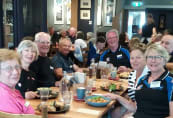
[100,45,131,68]
[87,43,100,66]
[51,51,74,73]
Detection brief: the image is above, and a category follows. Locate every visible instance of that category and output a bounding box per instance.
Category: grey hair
[17,40,39,60]
[87,32,94,39]
[145,43,169,63]
[106,29,119,40]
[34,32,51,42]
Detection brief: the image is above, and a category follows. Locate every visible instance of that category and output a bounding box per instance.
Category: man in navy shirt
[100,29,131,68]
[29,32,58,87]
[51,38,82,79]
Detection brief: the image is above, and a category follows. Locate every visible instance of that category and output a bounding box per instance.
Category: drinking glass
[40,88,49,103]
[85,79,93,96]
[62,91,72,106]
[39,88,49,118]
[101,67,108,79]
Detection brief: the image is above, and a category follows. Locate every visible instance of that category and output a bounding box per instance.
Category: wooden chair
[0,111,42,118]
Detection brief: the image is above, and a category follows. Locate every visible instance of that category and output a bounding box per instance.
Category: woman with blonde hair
[106,44,173,118]
[16,40,39,99]
[104,43,149,118]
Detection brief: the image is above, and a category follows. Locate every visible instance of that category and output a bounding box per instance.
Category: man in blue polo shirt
[100,29,131,68]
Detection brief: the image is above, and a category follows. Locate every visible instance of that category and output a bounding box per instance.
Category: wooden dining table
[28,79,128,118]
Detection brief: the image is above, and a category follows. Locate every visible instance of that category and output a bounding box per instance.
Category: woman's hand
[103,93,118,100]
[55,81,60,87]
[25,91,38,99]
[118,66,129,73]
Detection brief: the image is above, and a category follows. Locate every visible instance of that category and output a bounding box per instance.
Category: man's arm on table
[166,63,173,71]
[73,64,83,72]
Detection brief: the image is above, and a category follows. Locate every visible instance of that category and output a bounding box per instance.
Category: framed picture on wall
[159,14,166,29]
[80,10,90,20]
[66,0,71,24]
[80,0,91,8]
[54,0,64,24]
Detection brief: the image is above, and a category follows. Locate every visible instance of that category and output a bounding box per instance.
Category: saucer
[92,87,96,91]
[73,96,85,102]
[108,77,120,81]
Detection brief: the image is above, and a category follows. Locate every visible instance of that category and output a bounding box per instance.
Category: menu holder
[74,72,86,83]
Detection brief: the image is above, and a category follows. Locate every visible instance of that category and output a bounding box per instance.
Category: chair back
[0,111,42,118]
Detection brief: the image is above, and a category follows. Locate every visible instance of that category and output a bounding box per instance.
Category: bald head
[68,27,77,37]
[58,38,72,56]
[161,34,173,53]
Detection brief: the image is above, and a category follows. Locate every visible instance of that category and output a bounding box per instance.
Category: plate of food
[100,83,123,92]
[36,88,58,99]
[117,72,130,79]
[85,95,111,107]
[37,101,69,113]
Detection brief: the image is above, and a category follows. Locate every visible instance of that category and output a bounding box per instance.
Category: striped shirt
[128,66,149,101]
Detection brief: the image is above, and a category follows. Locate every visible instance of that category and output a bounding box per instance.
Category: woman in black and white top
[104,43,149,118]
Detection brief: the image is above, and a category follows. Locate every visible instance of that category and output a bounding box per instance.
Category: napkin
[98,61,107,68]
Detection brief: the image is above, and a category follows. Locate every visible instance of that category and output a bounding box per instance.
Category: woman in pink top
[0,49,34,114]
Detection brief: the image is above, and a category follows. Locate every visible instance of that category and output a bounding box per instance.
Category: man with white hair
[29,32,59,87]
[161,34,173,70]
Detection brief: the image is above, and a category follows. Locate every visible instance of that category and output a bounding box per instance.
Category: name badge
[117,54,123,59]
[150,81,161,88]
[24,101,30,107]
[50,66,54,70]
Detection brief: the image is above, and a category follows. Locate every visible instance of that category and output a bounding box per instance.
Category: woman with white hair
[16,40,39,99]
[0,49,34,114]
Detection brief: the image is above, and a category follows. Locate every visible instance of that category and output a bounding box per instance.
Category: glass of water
[40,88,49,103]
[62,91,72,106]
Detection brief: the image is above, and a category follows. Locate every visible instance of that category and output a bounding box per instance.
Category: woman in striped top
[104,43,149,118]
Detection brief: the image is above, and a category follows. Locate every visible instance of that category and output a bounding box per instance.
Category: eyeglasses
[130,56,143,60]
[1,65,21,72]
[146,55,164,61]
[38,40,51,45]
[107,36,118,40]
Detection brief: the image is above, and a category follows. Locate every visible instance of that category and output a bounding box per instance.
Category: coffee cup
[76,87,86,99]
